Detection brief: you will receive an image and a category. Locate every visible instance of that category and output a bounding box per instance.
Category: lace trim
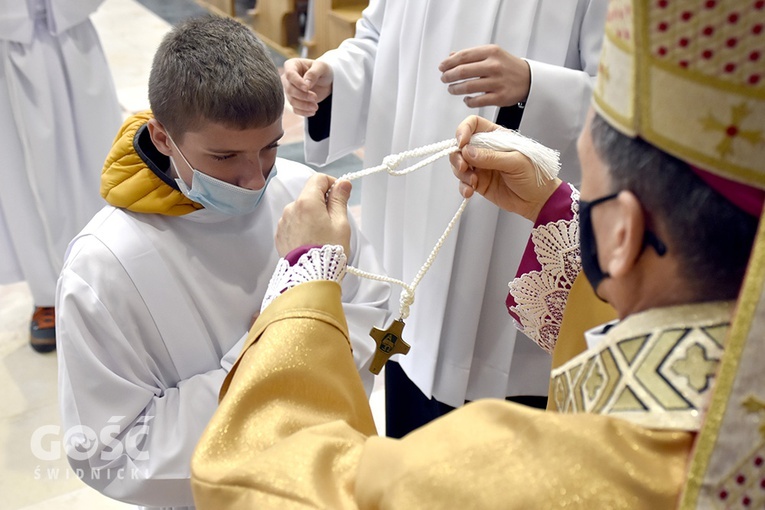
[261,245,348,312]
[508,187,581,353]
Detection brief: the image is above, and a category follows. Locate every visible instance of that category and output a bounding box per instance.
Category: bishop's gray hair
[590,113,757,301]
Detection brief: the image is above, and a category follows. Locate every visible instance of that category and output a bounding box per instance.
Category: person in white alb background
[0,0,121,353]
[282,0,608,435]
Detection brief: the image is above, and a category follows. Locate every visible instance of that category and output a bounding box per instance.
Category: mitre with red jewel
[592,1,765,509]
[594,0,764,193]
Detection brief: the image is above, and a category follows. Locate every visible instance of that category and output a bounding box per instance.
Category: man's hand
[439,45,530,109]
[276,174,352,257]
[451,116,560,222]
[281,58,334,117]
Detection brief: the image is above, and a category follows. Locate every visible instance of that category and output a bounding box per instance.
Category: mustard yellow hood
[100,111,203,216]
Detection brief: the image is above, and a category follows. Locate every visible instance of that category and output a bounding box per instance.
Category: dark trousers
[384,360,548,438]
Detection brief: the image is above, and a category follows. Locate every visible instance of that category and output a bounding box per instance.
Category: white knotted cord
[339,140,463,320]
[338,128,560,321]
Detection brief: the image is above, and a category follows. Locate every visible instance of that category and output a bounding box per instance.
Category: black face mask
[579,192,668,299]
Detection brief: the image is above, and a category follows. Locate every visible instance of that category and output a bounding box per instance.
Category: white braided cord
[346,197,468,320]
[338,130,559,320]
[339,139,467,320]
[338,139,460,182]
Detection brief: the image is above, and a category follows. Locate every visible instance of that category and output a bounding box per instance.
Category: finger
[462,145,499,169]
[450,151,480,188]
[449,150,464,174]
[292,107,318,118]
[449,151,472,180]
[286,97,319,114]
[463,92,503,109]
[282,66,312,93]
[447,77,495,96]
[294,174,332,211]
[283,80,319,103]
[438,46,490,73]
[303,62,329,89]
[455,115,479,147]
[327,179,352,219]
[455,115,497,147]
[459,181,475,199]
[462,145,531,177]
[442,60,493,84]
[308,173,335,199]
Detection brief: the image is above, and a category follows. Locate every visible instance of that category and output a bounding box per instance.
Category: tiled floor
[0,1,379,508]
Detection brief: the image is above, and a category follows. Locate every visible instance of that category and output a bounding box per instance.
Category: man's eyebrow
[204,132,285,153]
[267,132,285,145]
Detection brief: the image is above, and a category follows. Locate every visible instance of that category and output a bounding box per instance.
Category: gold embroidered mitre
[593,0,765,188]
[592,2,765,509]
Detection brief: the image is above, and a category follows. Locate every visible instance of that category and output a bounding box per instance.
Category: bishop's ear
[605,190,646,279]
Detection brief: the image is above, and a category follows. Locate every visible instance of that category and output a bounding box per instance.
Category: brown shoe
[30,306,56,353]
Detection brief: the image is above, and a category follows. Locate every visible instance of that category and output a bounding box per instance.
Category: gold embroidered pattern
[701,103,765,159]
[671,343,718,392]
[713,396,765,508]
[551,303,732,431]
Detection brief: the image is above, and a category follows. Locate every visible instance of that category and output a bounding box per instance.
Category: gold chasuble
[192,281,719,509]
[191,0,765,507]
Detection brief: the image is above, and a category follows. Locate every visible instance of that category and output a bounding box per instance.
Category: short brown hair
[148,15,283,138]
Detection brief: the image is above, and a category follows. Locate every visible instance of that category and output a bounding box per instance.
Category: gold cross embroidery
[742,395,765,439]
[672,343,718,392]
[701,102,764,159]
[584,363,604,400]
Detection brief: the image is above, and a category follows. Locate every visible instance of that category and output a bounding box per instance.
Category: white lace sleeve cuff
[261,245,348,312]
[508,185,581,353]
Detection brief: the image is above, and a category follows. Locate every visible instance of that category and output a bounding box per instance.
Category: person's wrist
[285,244,323,266]
[526,178,563,223]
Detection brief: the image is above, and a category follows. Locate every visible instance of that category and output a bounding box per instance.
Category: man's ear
[606,190,645,278]
[147,118,172,156]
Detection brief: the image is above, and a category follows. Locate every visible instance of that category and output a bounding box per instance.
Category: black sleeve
[495,103,525,131]
[306,95,333,142]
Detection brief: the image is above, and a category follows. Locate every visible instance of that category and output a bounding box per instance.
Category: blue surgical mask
[168,135,275,216]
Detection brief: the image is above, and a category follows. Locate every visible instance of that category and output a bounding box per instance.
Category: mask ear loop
[166,133,195,182]
[638,201,668,256]
[644,231,667,256]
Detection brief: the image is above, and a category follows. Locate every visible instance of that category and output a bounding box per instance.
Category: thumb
[462,145,503,169]
[327,179,351,218]
[303,65,323,88]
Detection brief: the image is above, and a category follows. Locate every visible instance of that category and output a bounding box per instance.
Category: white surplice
[56,159,390,510]
[304,0,608,406]
[0,0,121,305]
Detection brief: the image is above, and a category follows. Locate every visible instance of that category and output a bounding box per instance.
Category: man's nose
[237,159,267,190]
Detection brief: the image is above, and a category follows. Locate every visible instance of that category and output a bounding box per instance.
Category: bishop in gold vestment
[192,1,765,508]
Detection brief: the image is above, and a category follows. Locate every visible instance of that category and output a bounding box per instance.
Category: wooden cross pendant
[368,319,411,374]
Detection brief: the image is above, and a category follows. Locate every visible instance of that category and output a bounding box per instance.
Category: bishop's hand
[450,115,561,223]
[275,174,352,257]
